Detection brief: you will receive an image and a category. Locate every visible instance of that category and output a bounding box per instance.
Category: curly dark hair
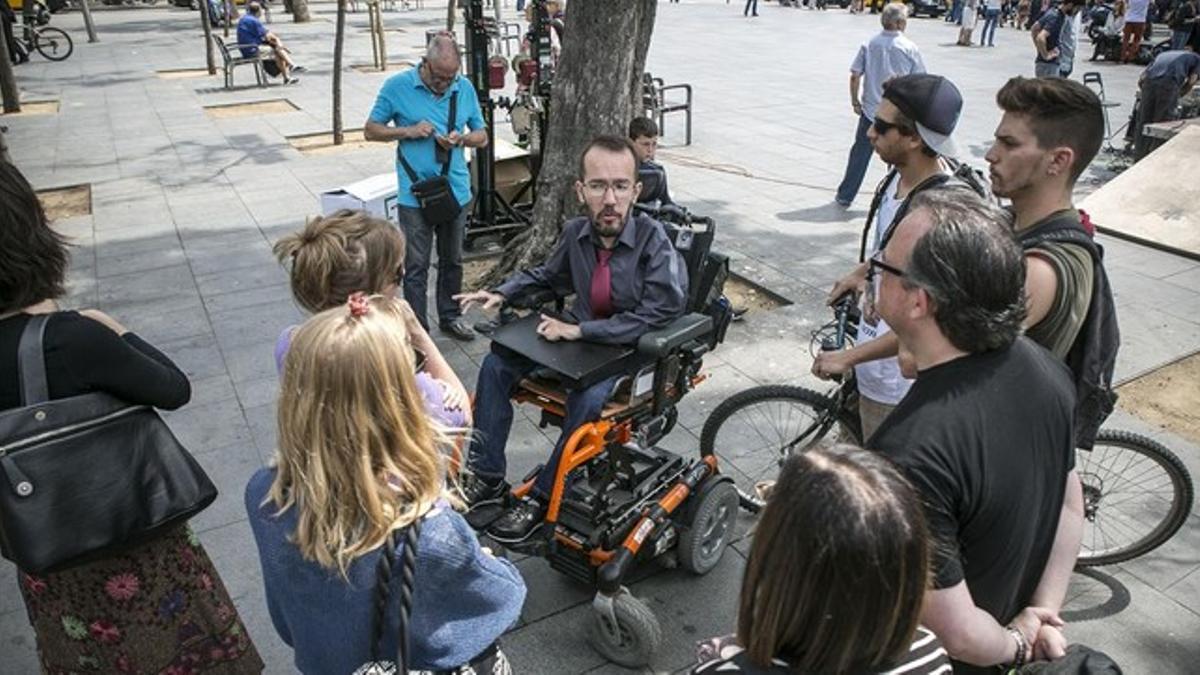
[903,189,1026,353]
[0,163,70,315]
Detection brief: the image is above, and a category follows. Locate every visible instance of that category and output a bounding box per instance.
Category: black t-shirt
[0,311,190,411]
[868,338,1076,627]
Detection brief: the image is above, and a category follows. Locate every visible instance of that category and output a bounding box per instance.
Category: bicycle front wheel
[700,385,856,514]
[34,27,73,61]
[1076,429,1194,567]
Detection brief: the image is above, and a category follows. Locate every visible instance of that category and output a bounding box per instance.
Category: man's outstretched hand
[537,314,581,342]
[454,290,505,313]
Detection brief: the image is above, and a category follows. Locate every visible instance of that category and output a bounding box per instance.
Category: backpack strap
[17,314,51,406]
[859,168,897,262]
[1018,212,1102,261]
[876,173,956,254]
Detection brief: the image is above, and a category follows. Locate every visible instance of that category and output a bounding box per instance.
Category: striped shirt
[692,627,951,674]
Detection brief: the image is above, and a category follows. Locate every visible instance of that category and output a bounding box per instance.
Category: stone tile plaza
[2,1,1199,673]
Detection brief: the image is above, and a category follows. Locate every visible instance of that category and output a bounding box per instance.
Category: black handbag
[399,92,462,228]
[0,315,217,574]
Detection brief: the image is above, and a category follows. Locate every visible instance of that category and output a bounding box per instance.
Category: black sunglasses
[872,117,906,136]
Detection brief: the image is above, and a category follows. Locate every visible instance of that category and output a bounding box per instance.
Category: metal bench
[213,35,266,90]
[642,72,694,146]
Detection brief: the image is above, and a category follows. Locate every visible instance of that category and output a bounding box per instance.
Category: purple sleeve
[415,372,468,428]
[274,326,296,375]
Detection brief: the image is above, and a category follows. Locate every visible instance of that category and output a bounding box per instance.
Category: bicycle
[699,297,1194,567]
[21,20,73,62]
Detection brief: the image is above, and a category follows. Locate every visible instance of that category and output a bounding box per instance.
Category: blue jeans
[468,345,621,499]
[835,114,874,206]
[949,0,963,22]
[981,9,1000,45]
[1172,29,1192,50]
[397,205,467,330]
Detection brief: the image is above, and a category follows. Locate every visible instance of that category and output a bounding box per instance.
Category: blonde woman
[273,210,470,428]
[246,295,525,673]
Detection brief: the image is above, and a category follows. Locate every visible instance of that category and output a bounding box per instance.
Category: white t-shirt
[854,172,913,406]
[1126,0,1150,22]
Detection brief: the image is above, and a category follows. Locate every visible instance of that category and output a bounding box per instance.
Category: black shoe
[291,65,308,73]
[487,497,548,543]
[439,318,476,342]
[460,473,509,512]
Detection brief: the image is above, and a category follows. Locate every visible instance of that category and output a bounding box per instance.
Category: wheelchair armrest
[637,313,712,359]
[505,287,563,310]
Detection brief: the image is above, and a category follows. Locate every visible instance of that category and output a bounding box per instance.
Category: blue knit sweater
[245,468,526,674]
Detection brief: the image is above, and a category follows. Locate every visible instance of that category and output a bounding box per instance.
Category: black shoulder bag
[400,91,462,227]
[0,315,217,573]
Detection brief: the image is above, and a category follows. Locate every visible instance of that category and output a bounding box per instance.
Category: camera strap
[397,84,458,183]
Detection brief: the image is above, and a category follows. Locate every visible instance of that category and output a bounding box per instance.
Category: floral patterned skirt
[16,524,264,675]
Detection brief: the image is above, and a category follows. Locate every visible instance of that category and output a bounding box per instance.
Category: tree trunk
[0,18,18,115]
[332,0,346,144]
[198,0,216,75]
[223,0,231,38]
[79,0,98,43]
[477,0,657,288]
[293,0,311,23]
[445,0,456,30]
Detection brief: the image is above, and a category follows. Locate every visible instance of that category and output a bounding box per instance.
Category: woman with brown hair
[0,162,263,672]
[694,445,950,674]
[245,295,524,673]
[273,210,470,428]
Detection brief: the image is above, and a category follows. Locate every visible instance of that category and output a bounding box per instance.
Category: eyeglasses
[867,253,906,281]
[394,266,406,286]
[872,117,906,136]
[583,180,635,198]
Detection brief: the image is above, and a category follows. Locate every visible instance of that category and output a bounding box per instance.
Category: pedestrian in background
[835,3,926,207]
[982,0,1004,45]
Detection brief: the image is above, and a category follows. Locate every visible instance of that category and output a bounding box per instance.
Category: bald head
[425,34,459,68]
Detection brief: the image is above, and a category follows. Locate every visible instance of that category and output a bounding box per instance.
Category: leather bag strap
[17,314,51,405]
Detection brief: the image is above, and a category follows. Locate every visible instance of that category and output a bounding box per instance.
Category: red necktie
[590,248,614,319]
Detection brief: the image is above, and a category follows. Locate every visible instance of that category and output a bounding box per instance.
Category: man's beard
[591,206,626,238]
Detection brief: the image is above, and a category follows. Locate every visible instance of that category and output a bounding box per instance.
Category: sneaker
[284,77,300,85]
[460,473,509,512]
[439,318,476,342]
[487,497,548,543]
[291,65,308,73]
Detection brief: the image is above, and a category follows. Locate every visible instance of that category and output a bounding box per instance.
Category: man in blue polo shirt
[364,34,487,341]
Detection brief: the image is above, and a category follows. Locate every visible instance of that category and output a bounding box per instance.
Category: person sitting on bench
[237,2,305,85]
[629,116,676,209]
[453,135,689,544]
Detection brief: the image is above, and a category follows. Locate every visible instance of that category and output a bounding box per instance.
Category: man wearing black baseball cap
[814,73,986,440]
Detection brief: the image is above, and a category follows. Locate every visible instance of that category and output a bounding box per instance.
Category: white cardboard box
[319,173,400,224]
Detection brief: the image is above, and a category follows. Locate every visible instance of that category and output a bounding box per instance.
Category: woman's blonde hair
[273,209,405,314]
[271,295,451,577]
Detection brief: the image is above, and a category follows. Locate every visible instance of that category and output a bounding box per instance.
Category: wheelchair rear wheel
[588,591,662,668]
[678,479,738,575]
[700,385,853,513]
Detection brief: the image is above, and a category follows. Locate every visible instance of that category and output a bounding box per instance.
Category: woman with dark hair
[694,445,950,674]
[0,162,264,673]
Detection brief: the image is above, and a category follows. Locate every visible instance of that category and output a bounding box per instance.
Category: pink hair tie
[348,292,371,318]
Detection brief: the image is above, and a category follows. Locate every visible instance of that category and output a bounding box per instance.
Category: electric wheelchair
[466,206,737,667]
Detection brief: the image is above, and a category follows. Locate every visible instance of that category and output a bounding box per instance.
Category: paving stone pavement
[2,2,1198,673]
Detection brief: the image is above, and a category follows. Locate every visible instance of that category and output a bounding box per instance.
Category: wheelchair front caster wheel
[587,591,662,667]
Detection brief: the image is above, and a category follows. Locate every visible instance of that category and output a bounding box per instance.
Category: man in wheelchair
[454,135,689,544]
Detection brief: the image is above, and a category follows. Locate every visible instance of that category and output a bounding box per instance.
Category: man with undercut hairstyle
[986,76,1120,451]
